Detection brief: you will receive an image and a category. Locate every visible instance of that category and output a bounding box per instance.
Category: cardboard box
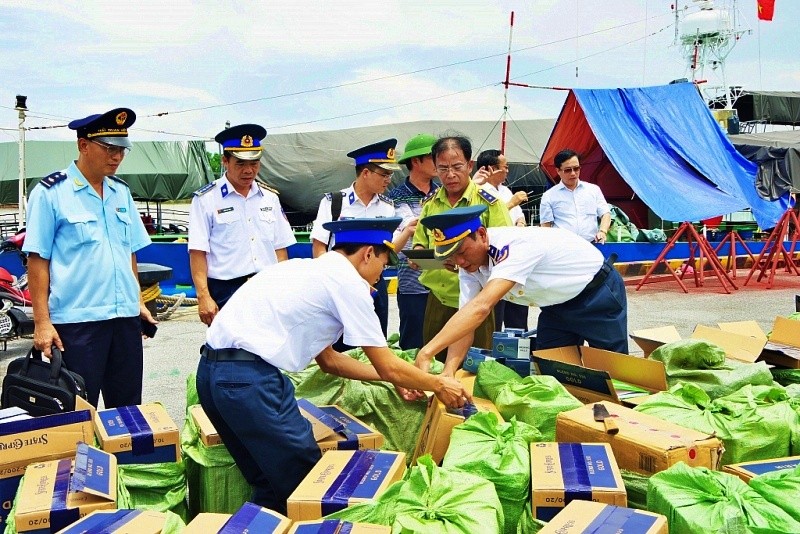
[289,520,391,533]
[0,397,95,527]
[188,404,222,447]
[56,509,167,534]
[0,407,30,423]
[722,455,800,484]
[297,399,383,453]
[538,500,668,534]
[556,401,723,476]
[532,346,667,405]
[287,450,406,521]
[182,503,292,533]
[454,369,476,395]
[462,347,494,373]
[182,513,230,533]
[94,403,180,464]
[630,324,766,363]
[411,395,504,465]
[759,316,800,368]
[492,329,536,360]
[530,442,626,521]
[15,443,116,533]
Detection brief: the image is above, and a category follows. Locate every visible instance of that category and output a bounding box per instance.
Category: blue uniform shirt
[23,162,151,323]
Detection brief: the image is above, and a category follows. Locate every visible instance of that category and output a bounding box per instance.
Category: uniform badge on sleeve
[488,244,510,264]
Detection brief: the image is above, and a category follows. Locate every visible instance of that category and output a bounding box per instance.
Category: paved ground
[1,270,798,428]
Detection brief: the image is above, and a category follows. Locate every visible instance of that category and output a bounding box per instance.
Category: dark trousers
[333,276,388,352]
[54,316,143,408]
[196,351,321,514]
[207,274,253,309]
[493,300,530,331]
[536,269,628,354]
[397,292,428,350]
[422,293,494,363]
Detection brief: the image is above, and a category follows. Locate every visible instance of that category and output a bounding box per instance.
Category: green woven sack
[749,465,800,522]
[493,375,582,441]
[442,413,542,534]
[476,360,523,401]
[648,462,800,533]
[620,469,650,511]
[116,461,189,523]
[329,455,504,533]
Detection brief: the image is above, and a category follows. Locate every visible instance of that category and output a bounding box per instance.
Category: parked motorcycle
[0,231,34,342]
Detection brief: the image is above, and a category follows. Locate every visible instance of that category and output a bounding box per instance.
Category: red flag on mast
[757,0,775,21]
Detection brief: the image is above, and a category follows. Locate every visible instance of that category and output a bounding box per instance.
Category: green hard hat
[397,133,436,163]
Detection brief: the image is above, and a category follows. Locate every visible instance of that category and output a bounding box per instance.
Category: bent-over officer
[24,107,155,408]
[189,124,295,324]
[196,217,471,514]
[414,206,628,376]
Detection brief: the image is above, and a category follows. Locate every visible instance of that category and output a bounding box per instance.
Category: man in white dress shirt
[413,206,628,377]
[196,217,470,514]
[539,149,612,243]
[189,124,295,324]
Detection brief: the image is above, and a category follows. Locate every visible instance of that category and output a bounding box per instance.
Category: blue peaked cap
[420,205,487,259]
[323,217,401,265]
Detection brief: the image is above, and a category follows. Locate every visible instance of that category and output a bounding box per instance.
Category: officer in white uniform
[413,206,628,376]
[310,138,399,341]
[189,123,295,324]
[196,217,470,514]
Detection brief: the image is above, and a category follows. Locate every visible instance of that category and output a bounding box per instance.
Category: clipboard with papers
[402,248,446,270]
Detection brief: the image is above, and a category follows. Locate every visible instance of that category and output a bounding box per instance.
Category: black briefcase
[1,346,88,417]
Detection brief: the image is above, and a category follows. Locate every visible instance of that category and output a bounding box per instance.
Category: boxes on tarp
[532,346,667,406]
[297,399,383,453]
[286,450,405,521]
[493,329,536,360]
[183,404,250,516]
[289,520,391,533]
[94,403,180,464]
[182,502,291,534]
[538,500,667,534]
[723,455,800,484]
[0,397,94,528]
[15,443,116,533]
[556,401,723,476]
[530,442,626,521]
[55,509,169,534]
[411,394,504,465]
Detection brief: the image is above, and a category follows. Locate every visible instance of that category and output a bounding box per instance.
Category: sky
[0,0,797,147]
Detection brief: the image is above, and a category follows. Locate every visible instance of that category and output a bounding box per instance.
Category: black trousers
[54,316,143,408]
[207,274,253,309]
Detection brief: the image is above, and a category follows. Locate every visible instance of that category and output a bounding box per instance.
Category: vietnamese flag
[757,0,775,21]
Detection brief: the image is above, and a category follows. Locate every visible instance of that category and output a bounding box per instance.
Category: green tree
[207,152,221,175]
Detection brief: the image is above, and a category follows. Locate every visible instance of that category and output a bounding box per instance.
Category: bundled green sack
[442,413,542,534]
[749,465,800,522]
[117,461,189,523]
[620,469,650,511]
[328,455,504,533]
[635,383,792,466]
[648,462,800,533]
[650,338,774,399]
[475,360,523,401]
[772,368,800,387]
[515,502,547,534]
[285,337,436,457]
[491,375,582,441]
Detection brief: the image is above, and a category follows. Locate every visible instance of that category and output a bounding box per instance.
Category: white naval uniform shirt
[310,183,395,248]
[458,226,604,308]
[206,252,387,371]
[188,175,296,280]
[483,183,525,224]
[538,181,610,241]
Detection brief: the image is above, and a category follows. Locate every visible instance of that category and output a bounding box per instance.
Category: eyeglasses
[91,140,130,157]
[370,169,394,179]
[559,165,581,174]
[436,162,468,175]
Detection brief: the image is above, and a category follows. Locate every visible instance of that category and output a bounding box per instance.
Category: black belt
[208,273,256,285]
[200,345,259,362]
[581,253,618,294]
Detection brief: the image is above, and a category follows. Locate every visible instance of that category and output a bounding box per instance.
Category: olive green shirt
[412,180,513,308]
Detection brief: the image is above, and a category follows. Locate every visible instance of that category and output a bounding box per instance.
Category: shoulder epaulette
[324,191,346,201]
[257,181,280,195]
[478,186,498,205]
[108,175,129,187]
[420,189,437,206]
[194,182,216,197]
[39,171,67,189]
[378,194,394,206]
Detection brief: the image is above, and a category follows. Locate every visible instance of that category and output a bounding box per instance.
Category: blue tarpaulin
[541,84,788,229]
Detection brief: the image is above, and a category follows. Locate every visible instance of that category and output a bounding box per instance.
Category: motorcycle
[0,231,34,343]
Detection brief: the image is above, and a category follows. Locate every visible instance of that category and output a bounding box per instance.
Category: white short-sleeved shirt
[459,226,604,308]
[206,252,387,371]
[310,183,396,248]
[539,181,610,241]
[484,183,525,224]
[188,175,296,280]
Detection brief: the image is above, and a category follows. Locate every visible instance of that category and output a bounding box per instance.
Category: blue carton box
[492,329,536,360]
[463,347,530,377]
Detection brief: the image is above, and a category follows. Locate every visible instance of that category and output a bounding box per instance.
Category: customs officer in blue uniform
[24,108,155,408]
